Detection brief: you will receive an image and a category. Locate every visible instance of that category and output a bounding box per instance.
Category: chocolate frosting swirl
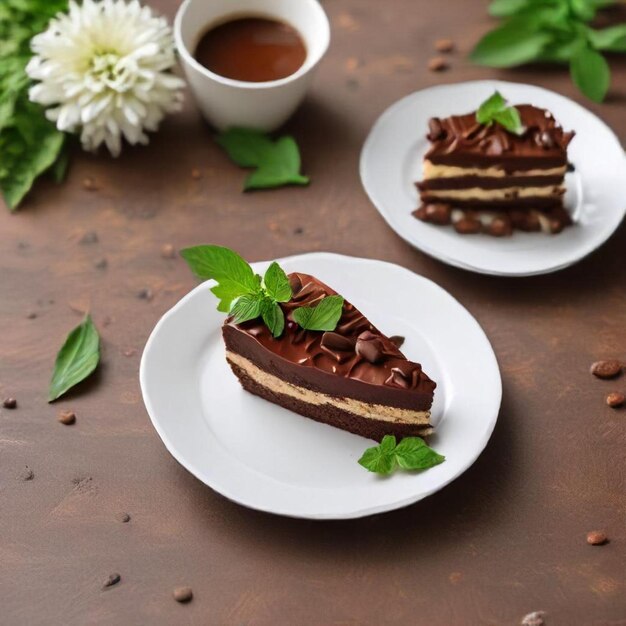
[425,104,575,170]
[228,273,436,394]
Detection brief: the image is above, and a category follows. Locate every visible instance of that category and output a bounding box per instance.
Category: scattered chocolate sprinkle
[103,573,121,589]
[389,335,405,348]
[118,512,131,523]
[586,530,608,545]
[191,168,202,179]
[454,217,481,234]
[173,586,193,603]
[161,243,176,259]
[355,331,386,364]
[427,56,448,72]
[3,397,17,409]
[58,410,76,425]
[26,311,38,319]
[521,611,546,626]
[137,288,154,301]
[590,360,622,379]
[434,38,454,53]
[293,227,304,235]
[79,231,99,244]
[18,466,34,481]
[94,257,108,270]
[606,392,624,408]
[82,177,98,191]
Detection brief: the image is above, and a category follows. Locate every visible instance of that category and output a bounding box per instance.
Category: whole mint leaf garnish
[358,436,445,475]
[263,262,292,303]
[476,91,524,135]
[570,43,610,103]
[292,295,344,332]
[48,314,100,402]
[216,128,309,191]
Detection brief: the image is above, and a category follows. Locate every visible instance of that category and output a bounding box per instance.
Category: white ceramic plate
[360,80,626,277]
[140,253,501,519]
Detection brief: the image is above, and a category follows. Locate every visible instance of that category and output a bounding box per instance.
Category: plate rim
[360,79,626,277]
[140,252,503,519]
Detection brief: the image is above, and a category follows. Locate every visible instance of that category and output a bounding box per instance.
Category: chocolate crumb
[586,530,608,545]
[606,392,624,408]
[3,397,17,409]
[94,257,108,270]
[435,38,454,53]
[18,466,34,481]
[173,586,193,603]
[137,288,154,301]
[26,311,38,319]
[590,360,622,379]
[293,227,304,235]
[521,611,546,626]
[82,177,98,191]
[191,168,202,179]
[118,512,131,523]
[58,410,76,425]
[389,335,405,348]
[427,57,448,72]
[79,231,99,244]
[103,573,121,589]
[161,243,176,259]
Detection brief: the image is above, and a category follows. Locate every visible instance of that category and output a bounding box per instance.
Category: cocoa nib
[590,360,622,379]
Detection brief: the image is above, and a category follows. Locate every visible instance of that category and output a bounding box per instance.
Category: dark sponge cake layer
[228,361,432,442]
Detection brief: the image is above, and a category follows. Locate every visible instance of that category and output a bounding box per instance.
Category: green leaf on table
[261,299,285,338]
[488,0,530,18]
[216,128,310,191]
[358,435,445,475]
[292,295,344,332]
[263,262,292,303]
[358,435,397,475]
[570,44,610,103]
[470,19,552,67]
[48,314,100,402]
[476,91,524,135]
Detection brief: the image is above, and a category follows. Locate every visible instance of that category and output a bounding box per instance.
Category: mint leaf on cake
[181,245,437,444]
[476,91,524,135]
[216,128,310,191]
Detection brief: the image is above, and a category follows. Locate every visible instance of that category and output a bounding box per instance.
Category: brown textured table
[1,1,625,624]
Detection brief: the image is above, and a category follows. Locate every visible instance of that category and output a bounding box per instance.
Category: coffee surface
[194,16,306,82]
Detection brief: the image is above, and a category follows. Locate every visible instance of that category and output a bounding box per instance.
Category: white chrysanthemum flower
[26,0,185,156]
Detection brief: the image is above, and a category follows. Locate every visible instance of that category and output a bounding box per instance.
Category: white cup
[174,0,330,131]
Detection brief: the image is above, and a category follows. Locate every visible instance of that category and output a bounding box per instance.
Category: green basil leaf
[471,20,552,67]
[263,262,292,303]
[570,44,610,102]
[230,294,263,324]
[216,128,309,191]
[292,295,344,332]
[476,91,507,123]
[48,314,100,402]
[261,299,285,338]
[492,107,524,135]
[394,437,445,470]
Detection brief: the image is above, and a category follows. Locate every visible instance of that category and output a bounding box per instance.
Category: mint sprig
[216,128,310,191]
[181,245,344,338]
[358,435,445,475]
[476,91,524,135]
[470,0,623,102]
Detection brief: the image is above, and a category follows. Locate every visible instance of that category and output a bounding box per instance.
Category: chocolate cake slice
[223,273,436,441]
[415,103,575,235]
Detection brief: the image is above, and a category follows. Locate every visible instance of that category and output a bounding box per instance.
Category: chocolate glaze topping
[223,273,436,409]
[425,104,575,171]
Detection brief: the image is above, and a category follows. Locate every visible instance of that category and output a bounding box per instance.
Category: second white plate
[360,80,626,276]
[140,253,501,519]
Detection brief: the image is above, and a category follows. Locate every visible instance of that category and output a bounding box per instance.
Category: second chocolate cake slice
[223,273,436,442]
